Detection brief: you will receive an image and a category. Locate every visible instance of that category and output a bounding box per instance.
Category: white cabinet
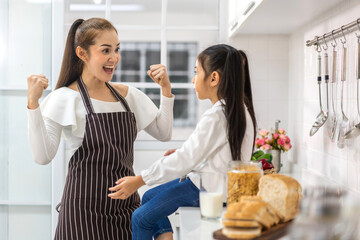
[228,0,264,37]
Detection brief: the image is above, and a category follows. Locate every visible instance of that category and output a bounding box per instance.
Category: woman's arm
[28,108,62,165]
[144,64,174,141]
[144,94,174,141]
[27,74,62,164]
[148,64,172,98]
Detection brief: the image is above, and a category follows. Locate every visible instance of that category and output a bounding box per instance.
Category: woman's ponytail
[56,19,84,89]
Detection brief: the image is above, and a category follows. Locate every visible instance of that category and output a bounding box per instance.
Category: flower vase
[265,149,282,173]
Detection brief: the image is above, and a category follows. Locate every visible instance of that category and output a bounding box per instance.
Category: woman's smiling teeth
[103,65,114,74]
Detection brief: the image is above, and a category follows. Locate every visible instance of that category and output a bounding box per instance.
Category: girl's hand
[108,176,145,200]
[164,149,176,156]
[147,64,172,97]
[27,74,49,109]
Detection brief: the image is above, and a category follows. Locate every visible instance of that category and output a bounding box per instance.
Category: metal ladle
[344,32,360,139]
[310,42,328,136]
[337,28,351,148]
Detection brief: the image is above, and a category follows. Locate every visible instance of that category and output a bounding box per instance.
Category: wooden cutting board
[213,221,293,240]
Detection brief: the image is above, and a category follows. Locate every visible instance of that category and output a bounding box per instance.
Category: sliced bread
[222,226,261,239]
[224,199,278,228]
[222,219,261,228]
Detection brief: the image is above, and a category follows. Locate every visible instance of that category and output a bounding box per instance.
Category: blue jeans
[131,178,200,240]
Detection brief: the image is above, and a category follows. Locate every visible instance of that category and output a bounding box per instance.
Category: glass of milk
[199,172,225,220]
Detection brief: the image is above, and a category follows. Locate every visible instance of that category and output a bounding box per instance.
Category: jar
[227,161,263,205]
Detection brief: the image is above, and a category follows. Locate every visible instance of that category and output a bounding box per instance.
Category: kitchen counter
[177,207,290,240]
[177,207,223,240]
[176,171,300,240]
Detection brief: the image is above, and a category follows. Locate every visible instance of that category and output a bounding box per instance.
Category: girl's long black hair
[197,44,257,160]
[56,18,117,89]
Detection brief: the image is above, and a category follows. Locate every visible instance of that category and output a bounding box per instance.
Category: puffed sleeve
[40,87,86,138]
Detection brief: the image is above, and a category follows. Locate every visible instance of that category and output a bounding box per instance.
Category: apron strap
[77,77,95,114]
[105,82,131,112]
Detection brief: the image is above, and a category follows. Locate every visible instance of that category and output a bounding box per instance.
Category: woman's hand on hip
[27,74,49,109]
[108,175,146,200]
[147,64,172,97]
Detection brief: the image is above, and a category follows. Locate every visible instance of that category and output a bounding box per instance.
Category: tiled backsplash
[289,0,360,195]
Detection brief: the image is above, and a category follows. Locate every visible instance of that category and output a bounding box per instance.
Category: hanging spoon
[337,35,350,148]
[310,46,327,136]
[344,40,360,138]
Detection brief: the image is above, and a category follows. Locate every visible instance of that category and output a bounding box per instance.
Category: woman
[109,44,257,240]
[27,18,174,239]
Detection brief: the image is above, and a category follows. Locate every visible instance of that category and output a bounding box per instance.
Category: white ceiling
[234,0,345,35]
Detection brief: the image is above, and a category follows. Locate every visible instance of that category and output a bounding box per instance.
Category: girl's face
[192,60,212,100]
[82,30,120,82]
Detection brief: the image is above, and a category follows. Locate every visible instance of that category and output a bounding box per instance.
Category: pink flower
[284,143,292,151]
[257,138,265,146]
[260,144,271,150]
[277,128,286,134]
[279,134,286,140]
[277,138,285,146]
[273,133,279,139]
[254,127,292,153]
[259,129,269,137]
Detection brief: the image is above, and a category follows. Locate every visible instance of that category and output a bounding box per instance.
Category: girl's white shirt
[141,100,254,199]
[28,86,174,165]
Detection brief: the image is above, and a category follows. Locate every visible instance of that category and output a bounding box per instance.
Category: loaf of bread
[257,174,302,222]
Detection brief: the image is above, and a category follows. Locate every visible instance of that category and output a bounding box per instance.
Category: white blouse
[28,86,174,165]
[141,100,254,199]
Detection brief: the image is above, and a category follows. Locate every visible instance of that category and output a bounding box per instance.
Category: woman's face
[192,60,211,100]
[83,30,120,82]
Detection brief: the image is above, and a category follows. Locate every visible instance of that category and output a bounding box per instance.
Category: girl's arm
[28,108,62,164]
[108,111,227,199]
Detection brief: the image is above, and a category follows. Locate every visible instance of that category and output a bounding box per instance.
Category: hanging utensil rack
[306,18,360,47]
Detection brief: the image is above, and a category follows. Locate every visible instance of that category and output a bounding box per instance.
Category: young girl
[108,44,257,240]
[27,18,174,239]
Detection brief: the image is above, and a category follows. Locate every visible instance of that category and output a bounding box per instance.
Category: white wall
[288,0,360,195]
[229,35,291,169]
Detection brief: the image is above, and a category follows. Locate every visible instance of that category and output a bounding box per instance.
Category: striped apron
[54,78,140,240]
